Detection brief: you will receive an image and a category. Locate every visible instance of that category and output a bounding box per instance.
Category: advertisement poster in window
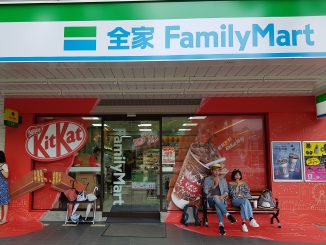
[166,115,267,210]
[272,141,303,182]
[162,146,175,165]
[303,141,326,182]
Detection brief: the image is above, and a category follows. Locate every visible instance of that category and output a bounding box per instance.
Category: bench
[65,200,97,225]
[202,191,281,228]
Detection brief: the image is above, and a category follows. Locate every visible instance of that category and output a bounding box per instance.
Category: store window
[162,115,266,211]
[32,116,102,210]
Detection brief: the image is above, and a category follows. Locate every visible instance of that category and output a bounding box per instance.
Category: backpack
[181,205,201,226]
[257,189,276,208]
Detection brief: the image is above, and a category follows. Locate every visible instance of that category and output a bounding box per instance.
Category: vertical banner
[162,146,175,165]
[272,141,303,182]
[303,141,326,182]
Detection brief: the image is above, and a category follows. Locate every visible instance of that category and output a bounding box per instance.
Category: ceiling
[0,58,325,114]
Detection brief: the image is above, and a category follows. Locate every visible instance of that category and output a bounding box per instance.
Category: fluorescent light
[182,123,198,127]
[188,116,207,120]
[139,128,152,132]
[82,117,100,120]
[92,124,108,127]
[121,135,131,138]
[138,124,152,127]
[178,128,191,131]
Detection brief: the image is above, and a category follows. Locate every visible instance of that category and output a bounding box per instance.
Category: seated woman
[229,169,259,232]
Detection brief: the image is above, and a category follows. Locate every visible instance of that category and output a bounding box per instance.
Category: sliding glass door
[102,119,161,216]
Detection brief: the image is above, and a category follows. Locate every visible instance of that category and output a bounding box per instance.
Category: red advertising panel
[167,115,266,210]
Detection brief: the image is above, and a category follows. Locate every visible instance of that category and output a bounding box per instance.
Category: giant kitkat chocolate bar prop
[10,169,47,199]
[51,171,75,192]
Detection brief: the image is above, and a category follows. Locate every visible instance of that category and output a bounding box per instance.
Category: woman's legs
[243,199,253,220]
[0,204,8,224]
[232,199,253,220]
[2,204,8,222]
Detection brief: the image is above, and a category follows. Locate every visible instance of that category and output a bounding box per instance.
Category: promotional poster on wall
[303,141,326,182]
[272,141,303,182]
[167,115,267,210]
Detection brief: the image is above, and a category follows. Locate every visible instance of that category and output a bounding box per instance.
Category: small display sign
[4,108,19,128]
[303,141,326,182]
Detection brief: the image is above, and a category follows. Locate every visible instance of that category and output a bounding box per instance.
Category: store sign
[162,146,175,165]
[25,120,88,161]
[316,94,326,118]
[112,128,126,206]
[0,16,325,62]
[4,108,19,128]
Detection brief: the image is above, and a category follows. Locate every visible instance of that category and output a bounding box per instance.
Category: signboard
[0,16,326,62]
[4,108,19,128]
[303,141,326,182]
[131,182,156,190]
[25,120,88,161]
[162,146,175,165]
[316,94,326,118]
[271,141,303,182]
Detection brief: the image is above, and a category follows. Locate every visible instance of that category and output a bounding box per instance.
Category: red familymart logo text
[25,120,88,161]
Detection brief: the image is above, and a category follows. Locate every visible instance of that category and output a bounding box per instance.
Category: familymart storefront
[1,1,326,243]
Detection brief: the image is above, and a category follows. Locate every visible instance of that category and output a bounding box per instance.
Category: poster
[303,141,326,182]
[162,146,175,165]
[272,141,303,182]
[167,115,267,210]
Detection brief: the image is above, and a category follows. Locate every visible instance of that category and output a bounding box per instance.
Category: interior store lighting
[92,124,108,127]
[82,117,100,120]
[182,123,198,126]
[139,128,152,131]
[188,116,207,120]
[178,128,192,131]
[138,124,152,127]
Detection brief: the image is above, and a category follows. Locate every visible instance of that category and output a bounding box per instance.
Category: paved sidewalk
[0,222,318,245]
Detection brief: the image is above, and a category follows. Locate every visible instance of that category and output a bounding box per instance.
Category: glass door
[103,119,161,216]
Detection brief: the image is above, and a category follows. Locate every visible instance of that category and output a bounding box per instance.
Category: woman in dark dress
[0,151,10,224]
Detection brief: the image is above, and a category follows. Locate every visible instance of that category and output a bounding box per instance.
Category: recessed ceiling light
[138,124,152,127]
[82,117,100,120]
[139,128,152,132]
[182,123,198,126]
[92,124,108,127]
[188,116,207,120]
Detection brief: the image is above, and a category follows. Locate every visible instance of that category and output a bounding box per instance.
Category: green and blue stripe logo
[316,93,326,118]
[64,26,96,51]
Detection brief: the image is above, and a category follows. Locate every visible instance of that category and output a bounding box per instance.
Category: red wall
[4,97,326,215]
[197,96,326,211]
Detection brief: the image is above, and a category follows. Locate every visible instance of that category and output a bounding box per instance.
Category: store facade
[0,0,326,242]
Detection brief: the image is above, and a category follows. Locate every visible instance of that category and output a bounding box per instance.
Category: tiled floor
[0,222,319,245]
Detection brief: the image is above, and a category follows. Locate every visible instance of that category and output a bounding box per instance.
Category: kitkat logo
[25,120,88,161]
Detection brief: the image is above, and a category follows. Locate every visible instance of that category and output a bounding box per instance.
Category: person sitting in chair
[203,163,237,236]
[229,169,259,232]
